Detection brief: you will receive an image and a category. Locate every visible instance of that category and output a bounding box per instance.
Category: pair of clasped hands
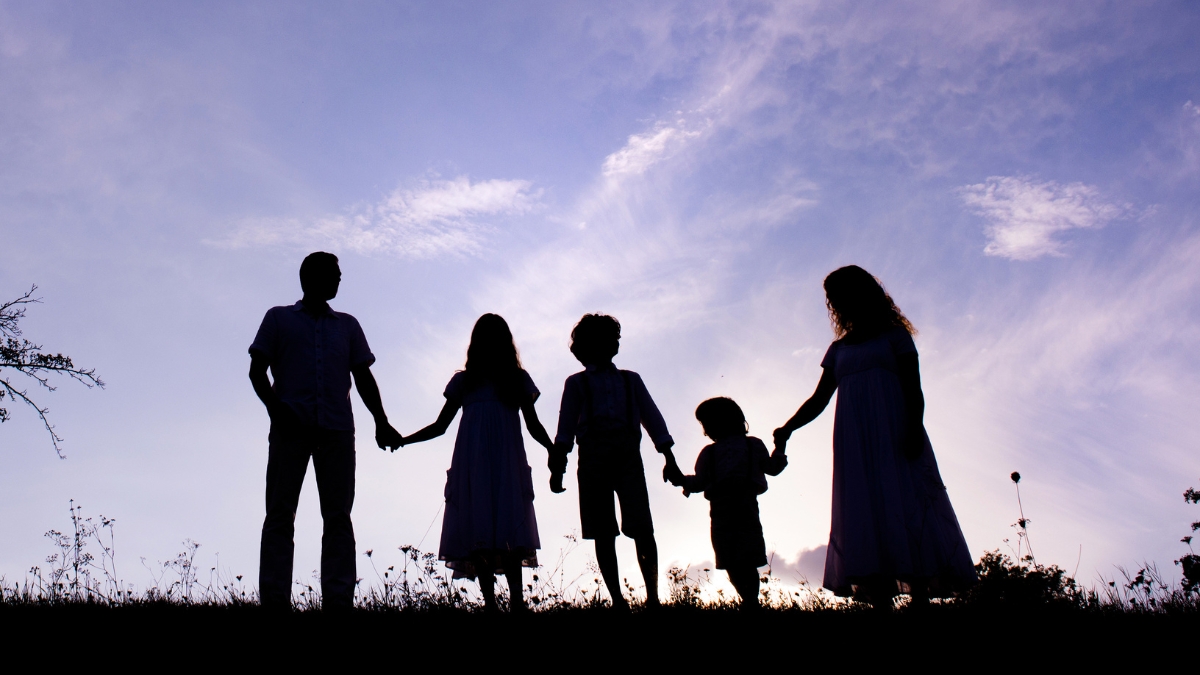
[372,418,405,450]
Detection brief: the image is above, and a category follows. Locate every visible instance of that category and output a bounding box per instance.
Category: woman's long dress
[821,327,976,596]
[438,370,541,579]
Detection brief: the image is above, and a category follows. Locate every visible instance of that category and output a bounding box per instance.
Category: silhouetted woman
[774,266,976,606]
[401,314,555,612]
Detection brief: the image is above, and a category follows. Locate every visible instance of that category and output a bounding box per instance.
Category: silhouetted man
[249,252,402,610]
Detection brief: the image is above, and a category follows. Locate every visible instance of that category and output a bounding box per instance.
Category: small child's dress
[678,435,786,570]
[438,370,541,579]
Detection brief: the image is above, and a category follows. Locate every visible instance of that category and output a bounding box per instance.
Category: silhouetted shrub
[962,550,1082,608]
[1174,485,1200,594]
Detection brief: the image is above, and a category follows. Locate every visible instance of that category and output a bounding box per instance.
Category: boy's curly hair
[569,314,621,365]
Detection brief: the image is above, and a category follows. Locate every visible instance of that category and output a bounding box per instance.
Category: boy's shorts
[576,438,654,540]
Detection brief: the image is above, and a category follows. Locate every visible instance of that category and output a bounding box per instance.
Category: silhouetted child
[400,314,556,613]
[664,397,787,610]
[551,314,677,610]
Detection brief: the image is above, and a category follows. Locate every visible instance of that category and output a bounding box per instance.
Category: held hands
[772,430,789,460]
[656,443,678,484]
[662,454,685,487]
[548,442,569,494]
[770,429,791,475]
[375,420,404,452]
[661,453,695,498]
[772,427,792,450]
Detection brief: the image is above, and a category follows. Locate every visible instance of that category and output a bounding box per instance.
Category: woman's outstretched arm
[401,399,461,446]
[895,352,926,459]
[774,367,837,446]
[520,401,555,451]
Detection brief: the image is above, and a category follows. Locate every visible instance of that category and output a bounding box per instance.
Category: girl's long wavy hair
[463,313,528,407]
[823,265,915,339]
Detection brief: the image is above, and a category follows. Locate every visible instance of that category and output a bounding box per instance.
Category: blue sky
[2,1,1199,597]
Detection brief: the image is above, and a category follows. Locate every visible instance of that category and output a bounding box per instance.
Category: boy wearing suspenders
[551,314,677,610]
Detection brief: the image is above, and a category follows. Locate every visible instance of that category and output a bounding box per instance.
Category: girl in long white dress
[400,314,556,612]
[774,266,976,605]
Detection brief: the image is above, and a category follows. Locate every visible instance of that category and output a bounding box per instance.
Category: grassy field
[4,496,1197,666]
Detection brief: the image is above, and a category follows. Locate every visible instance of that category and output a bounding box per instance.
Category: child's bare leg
[594,537,628,608]
[504,553,526,612]
[477,573,497,611]
[727,567,761,610]
[633,536,660,606]
[475,554,498,612]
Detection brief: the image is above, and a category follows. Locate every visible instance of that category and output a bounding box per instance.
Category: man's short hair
[299,251,340,288]
[570,314,621,365]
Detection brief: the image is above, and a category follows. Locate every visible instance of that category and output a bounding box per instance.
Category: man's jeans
[259,425,356,609]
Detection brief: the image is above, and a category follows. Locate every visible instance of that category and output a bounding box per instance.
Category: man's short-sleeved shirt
[249,302,375,431]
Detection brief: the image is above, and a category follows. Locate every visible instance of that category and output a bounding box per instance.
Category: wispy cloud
[219,176,540,258]
[602,124,703,177]
[960,176,1129,260]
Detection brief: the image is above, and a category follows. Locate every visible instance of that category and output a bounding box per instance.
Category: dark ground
[2,604,1195,667]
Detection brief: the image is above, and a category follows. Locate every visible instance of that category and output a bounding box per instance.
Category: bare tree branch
[0,285,39,339]
[0,378,65,456]
[0,285,104,458]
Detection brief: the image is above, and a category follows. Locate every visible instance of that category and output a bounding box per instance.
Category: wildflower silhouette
[1177,482,1200,593]
[1010,470,1034,563]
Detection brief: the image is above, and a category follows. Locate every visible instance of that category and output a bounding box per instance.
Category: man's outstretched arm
[352,365,403,450]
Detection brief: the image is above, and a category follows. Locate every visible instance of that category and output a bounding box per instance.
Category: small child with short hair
[665,397,787,610]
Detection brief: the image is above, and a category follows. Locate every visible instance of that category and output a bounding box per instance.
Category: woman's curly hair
[823,265,915,339]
